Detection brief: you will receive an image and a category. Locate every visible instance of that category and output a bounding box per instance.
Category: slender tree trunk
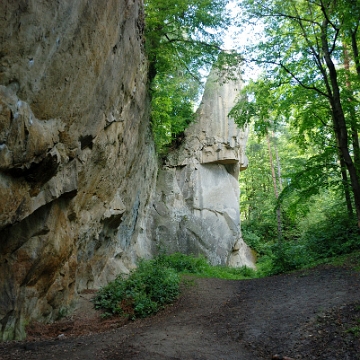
[340,45,356,216]
[267,133,282,240]
[249,174,256,221]
[243,177,250,221]
[274,138,283,192]
[343,45,360,176]
[351,28,360,77]
[321,23,360,228]
[338,150,354,216]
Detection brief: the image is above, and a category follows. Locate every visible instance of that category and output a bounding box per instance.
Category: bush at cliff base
[93,258,180,319]
[93,253,257,319]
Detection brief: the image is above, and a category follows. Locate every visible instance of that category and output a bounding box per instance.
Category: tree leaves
[144,0,239,154]
[234,0,360,225]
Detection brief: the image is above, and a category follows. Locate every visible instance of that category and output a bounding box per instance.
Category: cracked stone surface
[0,1,253,341]
[150,70,254,268]
[0,0,157,341]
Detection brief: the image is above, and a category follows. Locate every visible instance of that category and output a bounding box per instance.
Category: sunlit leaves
[151,70,197,152]
[144,0,234,153]
[233,0,360,214]
[145,0,231,78]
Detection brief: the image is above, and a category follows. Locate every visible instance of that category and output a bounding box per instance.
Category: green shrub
[242,229,273,257]
[93,259,180,319]
[269,242,309,275]
[255,255,274,277]
[93,253,257,319]
[243,203,360,276]
[303,213,360,260]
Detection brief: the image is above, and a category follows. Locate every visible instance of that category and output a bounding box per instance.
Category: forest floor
[1,262,360,360]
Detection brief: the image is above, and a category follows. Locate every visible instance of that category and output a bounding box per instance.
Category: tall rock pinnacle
[150,68,254,268]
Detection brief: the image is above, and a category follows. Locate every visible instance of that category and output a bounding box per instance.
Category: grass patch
[299,249,360,271]
[346,326,360,336]
[156,252,256,279]
[192,263,256,279]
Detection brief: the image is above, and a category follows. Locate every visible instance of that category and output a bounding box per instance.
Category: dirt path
[1,265,360,359]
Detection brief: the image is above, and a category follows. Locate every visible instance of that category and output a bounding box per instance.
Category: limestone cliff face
[0,0,157,340]
[151,70,254,268]
[0,1,253,341]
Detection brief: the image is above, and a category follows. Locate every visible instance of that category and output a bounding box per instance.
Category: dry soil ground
[1,264,360,360]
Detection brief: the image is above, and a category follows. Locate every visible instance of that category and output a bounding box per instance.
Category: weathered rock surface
[0,0,253,341]
[151,70,254,267]
[0,0,157,340]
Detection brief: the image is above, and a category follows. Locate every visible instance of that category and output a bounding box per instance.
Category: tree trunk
[274,137,283,192]
[267,133,282,240]
[338,151,354,216]
[321,22,360,228]
[343,45,360,176]
[351,28,360,77]
[243,177,250,221]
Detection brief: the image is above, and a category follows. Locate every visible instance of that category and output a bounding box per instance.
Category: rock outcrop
[0,0,157,340]
[151,70,253,267]
[0,1,253,341]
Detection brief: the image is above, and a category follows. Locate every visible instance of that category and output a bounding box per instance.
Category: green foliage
[269,242,309,275]
[56,307,69,320]
[229,79,277,135]
[144,0,232,80]
[199,264,257,280]
[232,0,360,277]
[235,0,360,234]
[241,126,360,276]
[242,229,273,257]
[150,71,197,153]
[244,202,360,276]
[155,252,209,274]
[93,259,180,319]
[156,252,257,279]
[346,326,360,336]
[301,210,360,261]
[93,253,257,319]
[144,0,240,153]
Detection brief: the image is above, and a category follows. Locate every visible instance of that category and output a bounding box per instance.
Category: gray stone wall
[0,1,254,341]
[0,0,157,340]
[151,70,254,268]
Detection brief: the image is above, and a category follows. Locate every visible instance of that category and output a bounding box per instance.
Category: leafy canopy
[144,0,240,153]
[231,0,360,210]
[145,0,232,79]
[233,0,360,274]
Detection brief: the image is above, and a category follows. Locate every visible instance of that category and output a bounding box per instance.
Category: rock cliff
[0,0,253,340]
[151,70,253,267]
[0,0,157,340]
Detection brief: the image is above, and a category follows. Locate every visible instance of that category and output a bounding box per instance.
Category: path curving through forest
[1,265,360,359]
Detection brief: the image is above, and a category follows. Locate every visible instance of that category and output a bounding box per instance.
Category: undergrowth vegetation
[244,205,360,276]
[93,206,360,321]
[93,253,255,319]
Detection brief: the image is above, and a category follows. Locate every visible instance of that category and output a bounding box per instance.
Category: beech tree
[233,0,360,227]
[144,0,240,152]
